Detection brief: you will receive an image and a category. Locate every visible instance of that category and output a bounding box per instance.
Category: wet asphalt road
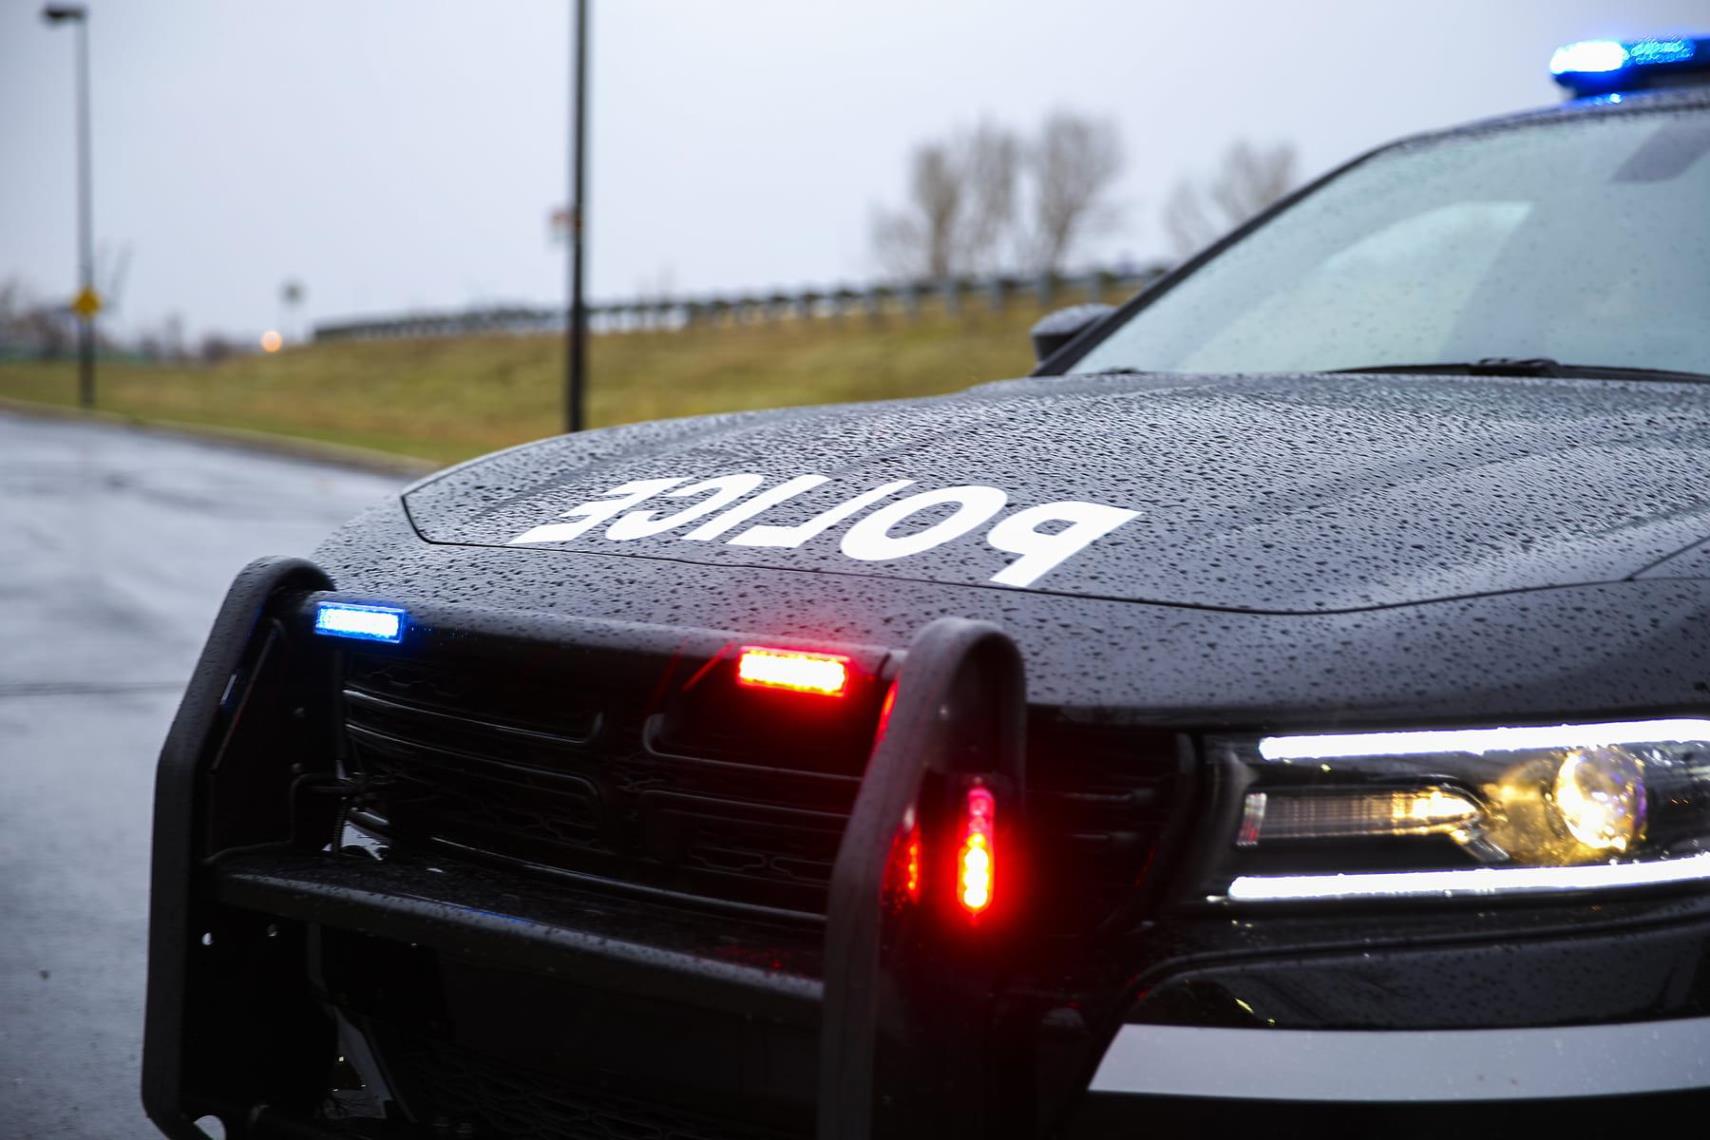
[0,412,405,1138]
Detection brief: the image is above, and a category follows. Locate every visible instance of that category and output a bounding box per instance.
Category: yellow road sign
[71,287,102,319]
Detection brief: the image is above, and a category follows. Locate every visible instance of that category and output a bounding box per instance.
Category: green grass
[0,306,1049,465]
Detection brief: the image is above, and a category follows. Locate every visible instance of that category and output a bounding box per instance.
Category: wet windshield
[1071,104,1710,378]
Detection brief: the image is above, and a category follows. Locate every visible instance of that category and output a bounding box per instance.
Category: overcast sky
[3,0,1704,339]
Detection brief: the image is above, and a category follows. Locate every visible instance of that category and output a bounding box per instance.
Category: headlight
[1202,718,1710,903]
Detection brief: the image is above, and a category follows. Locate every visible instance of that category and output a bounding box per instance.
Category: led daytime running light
[1259,719,1710,762]
[1223,718,1710,903]
[1228,851,1710,902]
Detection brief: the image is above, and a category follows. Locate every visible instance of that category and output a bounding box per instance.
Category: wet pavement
[0,412,405,1138]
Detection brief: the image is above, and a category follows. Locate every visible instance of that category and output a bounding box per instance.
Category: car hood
[401,371,1710,613]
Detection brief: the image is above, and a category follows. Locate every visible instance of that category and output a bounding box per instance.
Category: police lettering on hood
[509,473,1140,589]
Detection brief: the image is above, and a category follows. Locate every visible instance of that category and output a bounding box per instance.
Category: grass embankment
[0,305,1049,466]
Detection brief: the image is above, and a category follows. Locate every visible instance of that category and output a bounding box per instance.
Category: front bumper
[1090,1018,1710,1102]
[143,558,1710,1139]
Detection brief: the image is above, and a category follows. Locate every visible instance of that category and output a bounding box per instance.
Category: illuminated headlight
[1205,719,1710,903]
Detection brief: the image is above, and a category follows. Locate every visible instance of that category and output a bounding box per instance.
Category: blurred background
[3,0,1705,462]
[4,5,1706,1136]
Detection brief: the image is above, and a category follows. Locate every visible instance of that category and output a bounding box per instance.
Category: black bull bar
[143,556,1102,1140]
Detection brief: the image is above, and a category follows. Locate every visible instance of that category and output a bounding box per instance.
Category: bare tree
[161,312,187,362]
[873,111,1125,280]
[0,277,73,360]
[954,122,1020,275]
[98,242,132,316]
[872,122,1019,281]
[872,142,961,281]
[199,332,236,364]
[1163,140,1298,258]
[280,278,307,342]
[0,277,23,336]
[1019,111,1124,276]
[129,311,188,362]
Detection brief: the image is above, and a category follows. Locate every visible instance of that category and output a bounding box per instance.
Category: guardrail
[311,264,1171,343]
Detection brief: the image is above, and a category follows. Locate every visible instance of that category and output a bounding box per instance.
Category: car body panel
[319,496,1710,724]
[399,372,1710,615]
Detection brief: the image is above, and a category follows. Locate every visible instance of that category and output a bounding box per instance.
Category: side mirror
[1030,303,1115,364]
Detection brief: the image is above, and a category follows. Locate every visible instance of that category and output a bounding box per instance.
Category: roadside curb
[0,397,440,479]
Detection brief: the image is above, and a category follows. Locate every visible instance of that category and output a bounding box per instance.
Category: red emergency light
[735,646,851,697]
[957,784,996,915]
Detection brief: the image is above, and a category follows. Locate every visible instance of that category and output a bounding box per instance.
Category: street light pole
[43,4,95,411]
[565,0,589,433]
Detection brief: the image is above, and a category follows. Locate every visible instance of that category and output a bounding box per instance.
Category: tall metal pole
[74,13,94,411]
[565,0,588,433]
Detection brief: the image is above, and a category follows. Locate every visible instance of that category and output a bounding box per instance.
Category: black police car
[145,38,1710,1140]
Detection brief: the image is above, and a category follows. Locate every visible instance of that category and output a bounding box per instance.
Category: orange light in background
[958,785,996,915]
[736,646,850,696]
[259,329,283,353]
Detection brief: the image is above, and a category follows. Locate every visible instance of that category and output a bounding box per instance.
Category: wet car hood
[401,371,1710,613]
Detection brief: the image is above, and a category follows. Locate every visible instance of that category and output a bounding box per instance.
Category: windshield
[1071,104,1710,377]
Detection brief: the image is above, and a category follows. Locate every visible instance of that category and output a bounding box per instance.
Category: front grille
[342,649,868,917]
[380,1032,803,1140]
[339,644,1183,927]
[1027,715,1184,929]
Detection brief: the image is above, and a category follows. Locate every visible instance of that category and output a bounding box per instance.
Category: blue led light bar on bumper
[1550,35,1708,97]
[313,602,406,644]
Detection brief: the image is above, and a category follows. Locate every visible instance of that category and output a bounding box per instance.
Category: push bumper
[144,557,1710,1139]
[143,557,1054,1139]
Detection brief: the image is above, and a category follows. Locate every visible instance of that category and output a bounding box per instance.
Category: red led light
[883,814,922,908]
[874,683,898,741]
[904,826,922,901]
[957,785,996,915]
[735,646,851,696]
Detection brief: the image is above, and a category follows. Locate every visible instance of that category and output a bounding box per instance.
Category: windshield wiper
[1323,357,1710,384]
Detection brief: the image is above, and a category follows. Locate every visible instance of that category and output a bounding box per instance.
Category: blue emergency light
[1551,35,1708,97]
[314,601,406,644]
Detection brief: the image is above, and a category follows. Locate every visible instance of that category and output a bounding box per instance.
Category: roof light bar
[735,646,851,696]
[1628,37,1698,65]
[1550,35,1707,97]
[1550,39,1631,75]
[313,602,406,644]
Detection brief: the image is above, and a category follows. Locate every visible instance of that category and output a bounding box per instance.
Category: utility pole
[43,4,96,410]
[565,0,589,433]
